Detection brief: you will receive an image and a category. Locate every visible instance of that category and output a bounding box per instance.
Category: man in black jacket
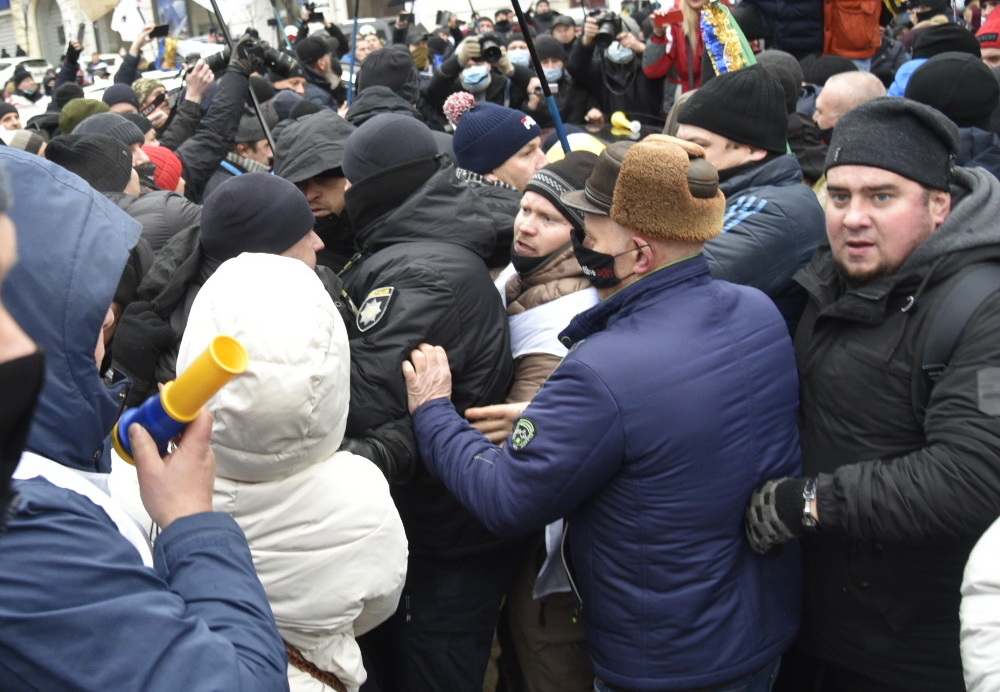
[338,113,516,692]
[295,35,345,109]
[676,64,825,333]
[745,98,1000,692]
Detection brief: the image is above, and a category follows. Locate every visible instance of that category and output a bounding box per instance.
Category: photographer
[521,36,598,127]
[172,35,261,203]
[426,34,534,113]
[567,13,663,125]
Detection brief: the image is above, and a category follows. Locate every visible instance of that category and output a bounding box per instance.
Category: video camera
[589,10,623,49]
[202,28,297,76]
[478,35,502,63]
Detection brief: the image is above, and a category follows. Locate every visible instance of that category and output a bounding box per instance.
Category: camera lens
[479,38,502,63]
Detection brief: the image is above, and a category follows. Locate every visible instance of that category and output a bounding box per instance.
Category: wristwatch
[802,477,819,532]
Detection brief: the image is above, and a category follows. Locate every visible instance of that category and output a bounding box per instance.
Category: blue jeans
[595,657,781,692]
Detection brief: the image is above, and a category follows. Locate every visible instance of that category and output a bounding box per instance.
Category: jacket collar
[560,254,710,347]
[720,154,803,197]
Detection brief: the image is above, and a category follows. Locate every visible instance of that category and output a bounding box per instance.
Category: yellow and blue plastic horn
[112,335,248,465]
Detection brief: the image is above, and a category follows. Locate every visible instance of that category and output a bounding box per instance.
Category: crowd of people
[3,1,1000,691]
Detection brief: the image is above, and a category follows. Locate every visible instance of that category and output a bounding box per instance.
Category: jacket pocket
[824,0,883,57]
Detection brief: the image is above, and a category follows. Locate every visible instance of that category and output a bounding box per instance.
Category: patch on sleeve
[356,286,395,332]
[511,418,536,451]
[978,367,1000,415]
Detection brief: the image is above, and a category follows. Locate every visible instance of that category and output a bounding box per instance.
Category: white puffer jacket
[963,515,1000,692]
[178,253,408,692]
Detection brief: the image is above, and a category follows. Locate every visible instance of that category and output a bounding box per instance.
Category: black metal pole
[509,0,570,154]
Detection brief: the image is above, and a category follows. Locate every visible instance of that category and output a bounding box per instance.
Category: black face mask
[570,226,643,290]
[135,163,156,187]
[0,349,44,534]
[511,249,552,276]
[495,20,512,32]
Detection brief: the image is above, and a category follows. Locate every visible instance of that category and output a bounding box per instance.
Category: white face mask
[606,40,635,65]
[508,48,531,67]
[461,65,492,93]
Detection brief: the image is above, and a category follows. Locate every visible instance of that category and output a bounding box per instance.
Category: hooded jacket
[704,153,826,334]
[793,167,1000,690]
[274,111,358,267]
[0,148,287,692]
[342,159,514,557]
[414,255,802,691]
[179,254,407,692]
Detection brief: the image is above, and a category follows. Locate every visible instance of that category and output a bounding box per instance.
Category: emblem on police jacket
[357,286,395,332]
[511,418,536,451]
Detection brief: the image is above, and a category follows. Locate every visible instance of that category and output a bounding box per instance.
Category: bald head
[813,71,887,132]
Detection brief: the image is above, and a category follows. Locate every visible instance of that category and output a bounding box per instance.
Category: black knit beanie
[73,112,145,147]
[756,50,803,114]
[53,82,84,110]
[524,151,599,232]
[535,36,566,63]
[342,113,437,184]
[45,134,134,193]
[677,65,788,153]
[826,97,959,191]
[357,46,421,104]
[906,52,999,129]
[200,173,315,262]
[912,24,982,59]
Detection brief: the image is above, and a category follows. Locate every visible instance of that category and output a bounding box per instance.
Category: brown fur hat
[611,134,725,243]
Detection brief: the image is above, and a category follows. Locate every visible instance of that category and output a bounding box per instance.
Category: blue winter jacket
[0,148,288,692]
[415,256,802,691]
[705,154,826,335]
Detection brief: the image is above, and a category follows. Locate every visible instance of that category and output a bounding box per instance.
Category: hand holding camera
[456,36,482,66]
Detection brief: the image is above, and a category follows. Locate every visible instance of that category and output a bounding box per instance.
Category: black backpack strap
[913,263,1000,418]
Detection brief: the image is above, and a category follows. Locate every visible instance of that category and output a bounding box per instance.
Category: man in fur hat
[404,135,802,692]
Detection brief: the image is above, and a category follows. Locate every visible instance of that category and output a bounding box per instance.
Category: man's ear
[631,235,656,275]
[745,145,768,163]
[928,189,951,229]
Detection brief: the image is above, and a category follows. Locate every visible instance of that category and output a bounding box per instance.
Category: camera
[589,11,622,49]
[478,36,502,63]
[202,29,298,77]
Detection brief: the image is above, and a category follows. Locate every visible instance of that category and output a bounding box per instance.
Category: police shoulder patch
[511,418,536,451]
[357,286,395,332]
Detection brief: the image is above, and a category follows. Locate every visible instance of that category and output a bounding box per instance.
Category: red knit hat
[143,144,183,192]
[977,9,1000,49]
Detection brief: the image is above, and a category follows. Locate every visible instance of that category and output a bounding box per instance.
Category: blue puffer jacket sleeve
[0,479,288,692]
[414,356,625,536]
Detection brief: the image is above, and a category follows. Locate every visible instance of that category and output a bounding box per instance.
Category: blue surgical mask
[606,40,634,65]
[460,65,492,93]
[543,66,563,83]
[508,48,531,67]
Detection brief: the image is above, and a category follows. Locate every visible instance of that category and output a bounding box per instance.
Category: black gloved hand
[340,417,418,485]
[66,41,82,64]
[744,476,809,554]
[229,33,266,75]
